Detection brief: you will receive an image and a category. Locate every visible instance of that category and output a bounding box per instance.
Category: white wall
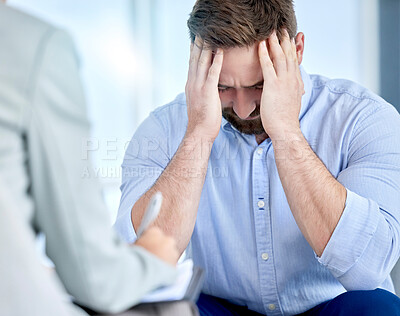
[294,0,379,94]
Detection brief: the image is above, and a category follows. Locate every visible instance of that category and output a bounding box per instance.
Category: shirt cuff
[317,188,381,277]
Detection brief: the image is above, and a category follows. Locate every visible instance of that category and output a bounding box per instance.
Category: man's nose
[233,89,256,119]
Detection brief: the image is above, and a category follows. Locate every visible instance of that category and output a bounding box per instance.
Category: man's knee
[325,289,400,315]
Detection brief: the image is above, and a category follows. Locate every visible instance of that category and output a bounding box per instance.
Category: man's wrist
[270,126,311,162]
[185,126,218,144]
[268,123,302,143]
[175,129,215,162]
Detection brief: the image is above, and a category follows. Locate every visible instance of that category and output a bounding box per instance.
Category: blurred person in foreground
[0,2,198,315]
[115,0,400,315]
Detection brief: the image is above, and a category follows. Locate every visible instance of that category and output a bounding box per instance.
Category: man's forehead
[219,44,263,86]
[221,44,259,65]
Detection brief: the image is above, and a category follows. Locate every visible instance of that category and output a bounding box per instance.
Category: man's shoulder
[310,74,386,106]
[151,93,188,127]
[304,74,400,145]
[134,94,187,157]
[308,74,396,121]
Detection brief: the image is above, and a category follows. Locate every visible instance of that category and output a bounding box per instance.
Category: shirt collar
[299,65,312,120]
[221,116,234,132]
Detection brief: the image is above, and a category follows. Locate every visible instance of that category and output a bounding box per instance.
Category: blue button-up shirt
[115,68,400,315]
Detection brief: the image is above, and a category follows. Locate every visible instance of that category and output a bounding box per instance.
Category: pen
[136,191,163,238]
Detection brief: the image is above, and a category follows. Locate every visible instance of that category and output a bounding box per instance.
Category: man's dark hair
[187,0,297,48]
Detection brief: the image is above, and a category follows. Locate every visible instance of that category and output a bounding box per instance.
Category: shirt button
[268,304,276,311]
[257,200,265,208]
[261,253,269,261]
[257,148,263,155]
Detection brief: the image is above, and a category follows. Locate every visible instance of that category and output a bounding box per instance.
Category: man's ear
[295,32,305,65]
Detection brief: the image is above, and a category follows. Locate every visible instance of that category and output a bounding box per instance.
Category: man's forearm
[257,31,346,256]
[131,36,223,254]
[272,127,347,256]
[131,132,213,254]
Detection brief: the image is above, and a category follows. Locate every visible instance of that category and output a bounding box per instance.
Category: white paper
[140,259,194,303]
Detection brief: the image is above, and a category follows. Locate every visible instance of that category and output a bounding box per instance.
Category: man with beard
[115,0,400,314]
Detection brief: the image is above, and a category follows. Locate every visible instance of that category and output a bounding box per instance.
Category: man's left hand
[258,29,304,140]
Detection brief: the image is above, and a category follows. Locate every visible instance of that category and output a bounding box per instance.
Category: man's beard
[222,105,266,135]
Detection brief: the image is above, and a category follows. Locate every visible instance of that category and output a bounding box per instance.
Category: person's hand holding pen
[134,192,180,266]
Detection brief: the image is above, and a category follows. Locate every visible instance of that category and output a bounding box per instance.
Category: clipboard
[139,260,204,304]
[75,263,204,315]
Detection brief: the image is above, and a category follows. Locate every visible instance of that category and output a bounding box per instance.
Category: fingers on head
[267,31,287,72]
[188,37,203,76]
[197,47,213,74]
[258,40,276,82]
[281,29,294,60]
[206,48,223,86]
[258,40,269,66]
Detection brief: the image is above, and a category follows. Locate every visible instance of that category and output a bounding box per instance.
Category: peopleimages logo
[81,136,318,162]
[80,137,229,179]
[81,137,167,161]
[79,135,318,180]
[81,165,229,180]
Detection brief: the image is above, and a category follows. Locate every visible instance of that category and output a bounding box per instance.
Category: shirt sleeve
[114,112,171,243]
[318,103,400,290]
[26,28,177,314]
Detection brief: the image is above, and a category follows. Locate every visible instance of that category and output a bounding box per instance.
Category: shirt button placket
[253,144,280,315]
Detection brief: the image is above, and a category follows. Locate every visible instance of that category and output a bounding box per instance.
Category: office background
[8,0,399,221]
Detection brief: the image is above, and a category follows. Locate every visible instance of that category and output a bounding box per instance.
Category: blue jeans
[197,289,400,315]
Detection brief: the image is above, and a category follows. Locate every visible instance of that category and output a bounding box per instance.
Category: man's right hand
[131,40,223,256]
[185,37,224,141]
[134,227,179,266]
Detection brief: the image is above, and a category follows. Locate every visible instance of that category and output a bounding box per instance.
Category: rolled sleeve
[318,190,382,278]
[318,104,400,290]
